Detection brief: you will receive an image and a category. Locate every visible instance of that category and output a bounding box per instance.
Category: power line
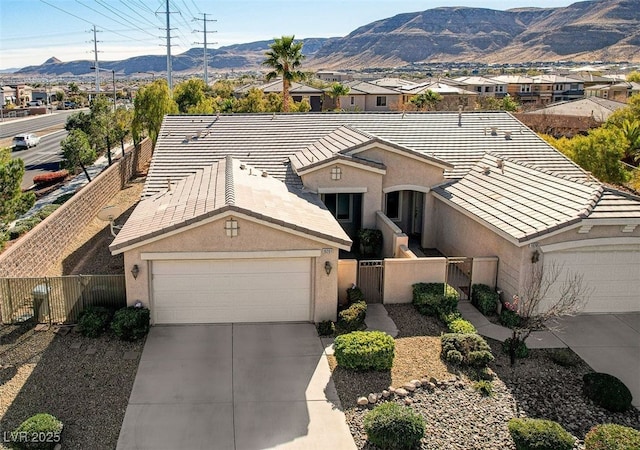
[117,0,161,29]
[193,13,217,85]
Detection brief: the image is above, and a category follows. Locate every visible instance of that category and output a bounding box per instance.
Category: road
[14,129,68,188]
[0,109,84,138]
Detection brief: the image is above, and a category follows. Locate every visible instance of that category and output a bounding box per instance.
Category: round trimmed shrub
[502,337,530,359]
[12,413,63,449]
[111,306,150,341]
[448,318,477,334]
[316,320,334,336]
[583,372,632,412]
[78,306,113,338]
[336,301,367,333]
[584,423,640,450]
[500,309,521,328]
[364,402,425,450]
[508,418,575,450]
[441,333,494,368]
[334,331,395,371]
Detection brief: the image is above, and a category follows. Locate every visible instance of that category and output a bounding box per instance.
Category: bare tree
[505,261,591,366]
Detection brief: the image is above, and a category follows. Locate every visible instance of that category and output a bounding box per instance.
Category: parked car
[58,101,77,110]
[12,133,40,150]
[28,100,43,107]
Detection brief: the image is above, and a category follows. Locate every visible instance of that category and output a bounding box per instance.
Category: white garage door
[151,258,312,324]
[544,245,640,313]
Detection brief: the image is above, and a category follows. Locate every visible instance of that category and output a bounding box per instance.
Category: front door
[411,191,424,235]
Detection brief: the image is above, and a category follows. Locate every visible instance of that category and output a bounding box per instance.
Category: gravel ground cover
[332,303,640,449]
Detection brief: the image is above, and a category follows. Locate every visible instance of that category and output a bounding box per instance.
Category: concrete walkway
[364,304,399,337]
[117,324,356,450]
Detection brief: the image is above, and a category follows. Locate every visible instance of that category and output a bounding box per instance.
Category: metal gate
[446,257,473,301]
[358,260,384,304]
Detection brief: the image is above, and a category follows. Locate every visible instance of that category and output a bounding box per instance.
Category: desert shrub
[9,216,42,240]
[11,413,63,449]
[583,372,632,412]
[111,306,150,341]
[471,284,499,316]
[508,418,575,450]
[346,285,365,304]
[473,380,493,396]
[78,306,113,338]
[499,309,521,328]
[35,204,60,220]
[363,402,425,449]
[448,318,477,334]
[316,320,335,336]
[336,301,367,333]
[502,337,530,359]
[0,230,7,250]
[440,311,462,325]
[334,331,395,371]
[52,192,75,204]
[549,348,580,367]
[32,169,69,185]
[584,423,640,450]
[441,333,494,368]
[412,282,459,317]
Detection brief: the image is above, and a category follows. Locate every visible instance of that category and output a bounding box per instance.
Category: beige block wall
[434,199,525,300]
[0,139,153,278]
[123,215,340,323]
[301,163,383,229]
[383,257,447,303]
[337,259,358,305]
[471,257,499,289]
[375,211,407,257]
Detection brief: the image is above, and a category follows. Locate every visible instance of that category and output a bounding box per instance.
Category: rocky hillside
[13,0,640,75]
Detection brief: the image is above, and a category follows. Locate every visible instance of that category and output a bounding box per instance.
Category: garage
[543,244,640,313]
[151,258,312,324]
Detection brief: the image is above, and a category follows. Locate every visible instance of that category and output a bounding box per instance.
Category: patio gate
[358,260,384,304]
[446,257,473,301]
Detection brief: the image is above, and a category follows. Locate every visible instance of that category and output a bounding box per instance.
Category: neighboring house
[531,75,584,102]
[14,85,33,106]
[399,81,478,109]
[335,80,402,111]
[1,85,16,107]
[585,82,640,102]
[453,76,507,98]
[110,112,640,325]
[235,80,324,111]
[316,70,353,83]
[371,77,420,90]
[489,75,549,106]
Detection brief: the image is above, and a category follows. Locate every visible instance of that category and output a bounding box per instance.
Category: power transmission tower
[157,0,178,90]
[193,13,217,85]
[89,25,102,93]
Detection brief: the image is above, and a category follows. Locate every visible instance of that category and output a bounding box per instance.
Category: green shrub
[52,192,75,205]
[471,284,499,316]
[440,311,462,325]
[448,318,477,334]
[584,423,640,450]
[441,333,494,368]
[499,309,522,328]
[357,228,383,256]
[502,338,530,359]
[336,301,367,333]
[508,418,575,450]
[363,402,425,450]
[111,307,150,341]
[0,230,7,250]
[316,320,334,336]
[583,372,632,412]
[412,283,459,317]
[11,413,63,449]
[549,348,580,367]
[78,306,113,338]
[346,285,365,304]
[35,204,60,220]
[473,380,493,396]
[334,331,395,371]
[9,217,42,240]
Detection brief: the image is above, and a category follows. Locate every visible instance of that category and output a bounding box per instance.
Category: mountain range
[13,0,640,76]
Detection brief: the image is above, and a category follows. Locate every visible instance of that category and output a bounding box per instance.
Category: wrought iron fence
[0,275,126,325]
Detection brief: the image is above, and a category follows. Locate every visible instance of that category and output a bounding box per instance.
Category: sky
[0,0,577,70]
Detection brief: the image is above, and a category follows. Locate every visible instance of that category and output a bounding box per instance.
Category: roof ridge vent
[504,130,512,140]
[224,155,235,206]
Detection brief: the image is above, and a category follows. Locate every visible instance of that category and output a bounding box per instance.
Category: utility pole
[90,25,102,94]
[193,13,217,85]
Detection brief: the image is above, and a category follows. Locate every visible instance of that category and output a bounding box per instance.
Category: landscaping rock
[382,390,390,398]
[410,379,422,387]
[404,382,417,392]
[395,388,409,397]
[357,397,369,406]
[368,393,378,404]
[404,398,413,405]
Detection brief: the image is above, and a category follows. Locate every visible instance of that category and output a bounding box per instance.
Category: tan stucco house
[110,112,640,325]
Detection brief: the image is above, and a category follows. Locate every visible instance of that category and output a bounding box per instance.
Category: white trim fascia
[523,222,584,245]
[317,187,368,194]
[297,158,386,176]
[112,210,351,254]
[541,237,640,253]
[383,184,431,194]
[141,249,322,260]
[347,141,453,170]
[582,218,640,226]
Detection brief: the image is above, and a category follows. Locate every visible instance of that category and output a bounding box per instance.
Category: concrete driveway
[117,323,356,449]
[552,313,640,408]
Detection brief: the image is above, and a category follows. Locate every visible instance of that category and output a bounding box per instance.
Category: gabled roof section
[400,82,478,96]
[343,80,400,95]
[588,188,640,221]
[524,97,626,121]
[111,156,352,254]
[432,153,604,243]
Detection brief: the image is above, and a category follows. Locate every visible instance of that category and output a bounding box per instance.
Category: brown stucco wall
[383,257,447,303]
[122,214,340,323]
[0,138,153,278]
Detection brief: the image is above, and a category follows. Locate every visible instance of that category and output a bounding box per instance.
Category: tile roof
[453,76,505,86]
[260,80,324,94]
[588,189,640,221]
[432,153,604,242]
[110,156,351,253]
[524,97,626,121]
[400,82,478,96]
[145,112,590,197]
[342,80,401,95]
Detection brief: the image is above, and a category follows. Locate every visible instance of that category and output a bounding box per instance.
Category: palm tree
[329,83,350,110]
[620,119,640,164]
[263,35,305,113]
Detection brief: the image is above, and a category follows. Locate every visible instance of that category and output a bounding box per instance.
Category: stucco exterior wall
[364,94,401,111]
[471,257,499,289]
[301,163,383,229]
[357,148,445,190]
[342,95,366,111]
[122,215,340,323]
[376,211,407,258]
[337,259,358,305]
[383,257,447,303]
[538,224,640,247]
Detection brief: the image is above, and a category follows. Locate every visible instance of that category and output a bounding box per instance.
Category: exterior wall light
[225,218,239,237]
[324,261,332,275]
[131,264,140,279]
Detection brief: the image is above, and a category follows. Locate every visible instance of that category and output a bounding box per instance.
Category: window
[322,193,353,222]
[476,86,482,93]
[376,96,387,107]
[385,191,401,220]
[331,166,342,180]
[520,85,531,93]
[350,96,355,105]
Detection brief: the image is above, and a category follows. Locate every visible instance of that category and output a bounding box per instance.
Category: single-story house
[110,112,640,325]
